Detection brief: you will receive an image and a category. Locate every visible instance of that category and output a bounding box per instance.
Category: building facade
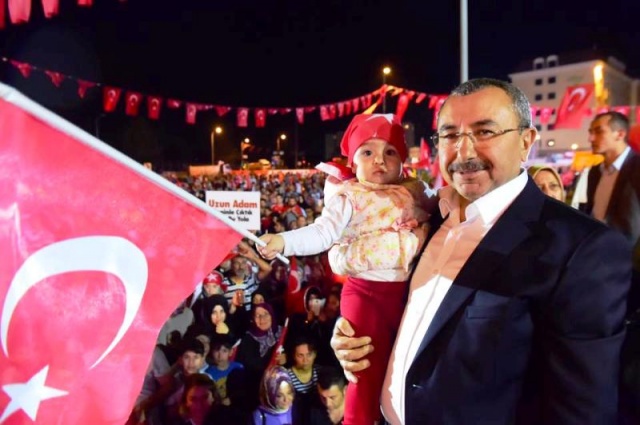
[509,51,640,156]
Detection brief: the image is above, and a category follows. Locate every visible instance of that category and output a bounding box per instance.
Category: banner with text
[206,191,261,231]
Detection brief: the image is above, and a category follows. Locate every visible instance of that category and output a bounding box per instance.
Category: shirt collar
[437,170,528,225]
[610,146,631,171]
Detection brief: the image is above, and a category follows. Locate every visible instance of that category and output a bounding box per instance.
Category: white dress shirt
[380,171,528,425]
[592,146,631,221]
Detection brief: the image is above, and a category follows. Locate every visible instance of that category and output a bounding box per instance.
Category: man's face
[181,351,205,375]
[231,257,247,277]
[589,115,625,155]
[203,283,223,297]
[318,384,345,411]
[438,87,535,202]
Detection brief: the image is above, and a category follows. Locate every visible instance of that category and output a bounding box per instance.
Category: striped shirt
[223,273,258,311]
[287,365,319,394]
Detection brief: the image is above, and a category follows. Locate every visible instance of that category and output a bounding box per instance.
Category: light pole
[210,126,222,165]
[276,133,287,168]
[382,66,391,113]
[240,137,250,169]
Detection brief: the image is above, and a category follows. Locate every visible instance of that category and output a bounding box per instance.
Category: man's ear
[520,127,537,162]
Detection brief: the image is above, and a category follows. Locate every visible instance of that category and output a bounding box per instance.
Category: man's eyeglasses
[430,127,526,149]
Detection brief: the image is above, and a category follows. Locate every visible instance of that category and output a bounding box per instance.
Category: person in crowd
[259,113,434,425]
[309,367,348,425]
[257,260,288,325]
[252,366,297,425]
[205,334,244,407]
[172,373,217,425]
[286,338,321,422]
[223,241,272,312]
[582,111,640,423]
[191,271,227,326]
[235,302,286,409]
[528,165,565,202]
[331,78,631,425]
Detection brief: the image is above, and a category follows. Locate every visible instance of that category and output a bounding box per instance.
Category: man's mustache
[448,160,489,174]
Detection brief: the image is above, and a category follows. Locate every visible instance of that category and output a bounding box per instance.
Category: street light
[240,138,251,169]
[275,134,287,168]
[382,66,391,113]
[210,126,222,165]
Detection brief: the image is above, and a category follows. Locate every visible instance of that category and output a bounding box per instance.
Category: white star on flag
[365,113,394,123]
[0,365,68,422]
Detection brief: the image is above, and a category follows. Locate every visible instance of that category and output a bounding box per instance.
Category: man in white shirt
[332,78,631,425]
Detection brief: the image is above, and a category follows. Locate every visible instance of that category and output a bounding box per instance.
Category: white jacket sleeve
[281,194,352,257]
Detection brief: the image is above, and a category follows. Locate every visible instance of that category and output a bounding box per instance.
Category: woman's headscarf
[258,366,294,414]
[248,302,280,357]
[528,165,566,201]
[202,294,230,320]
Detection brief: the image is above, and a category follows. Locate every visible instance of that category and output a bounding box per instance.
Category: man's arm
[539,227,631,424]
[237,240,272,281]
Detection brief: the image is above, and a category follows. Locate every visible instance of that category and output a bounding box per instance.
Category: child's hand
[257,234,285,260]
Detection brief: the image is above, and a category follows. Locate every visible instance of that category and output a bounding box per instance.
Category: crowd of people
[130,78,639,425]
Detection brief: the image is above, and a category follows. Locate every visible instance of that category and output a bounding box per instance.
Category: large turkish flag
[0,83,243,424]
[554,84,595,129]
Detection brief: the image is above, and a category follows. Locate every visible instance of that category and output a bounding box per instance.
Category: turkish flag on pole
[554,84,595,129]
[102,87,122,113]
[124,91,143,116]
[0,82,244,425]
[146,96,162,120]
[255,108,266,128]
[285,257,305,317]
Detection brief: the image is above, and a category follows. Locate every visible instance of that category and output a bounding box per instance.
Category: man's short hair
[441,78,533,129]
[180,337,205,356]
[210,333,234,351]
[593,111,629,141]
[317,366,347,391]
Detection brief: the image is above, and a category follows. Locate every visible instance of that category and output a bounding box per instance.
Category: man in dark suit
[331,78,631,425]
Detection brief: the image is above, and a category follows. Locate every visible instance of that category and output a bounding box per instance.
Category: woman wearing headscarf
[529,165,566,202]
[234,302,286,409]
[252,366,297,425]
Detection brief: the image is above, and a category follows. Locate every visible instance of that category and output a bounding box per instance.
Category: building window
[548,76,556,84]
[535,94,543,101]
[535,78,543,86]
[548,92,556,100]
[533,58,545,70]
[546,55,559,67]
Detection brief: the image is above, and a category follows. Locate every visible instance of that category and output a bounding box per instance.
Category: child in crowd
[258,113,435,425]
[206,335,244,406]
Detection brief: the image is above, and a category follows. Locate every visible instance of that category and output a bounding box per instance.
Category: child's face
[213,346,231,365]
[181,351,205,375]
[351,138,403,185]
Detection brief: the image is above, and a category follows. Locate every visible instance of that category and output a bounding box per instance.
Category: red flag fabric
[10,61,32,78]
[395,93,410,122]
[268,108,279,115]
[329,104,337,119]
[268,318,289,368]
[237,108,249,127]
[296,107,304,124]
[337,102,345,117]
[8,0,30,24]
[166,99,181,109]
[612,106,631,117]
[278,108,292,114]
[0,83,243,425]
[0,0,5,29]
[255,108,266,128]
[530,106,539,124]
[44,71,64,87]
[214,106,231,117]
[429,95,447,130]
[285,257,305,317]
[345,101,352,115]
[554,84,595,129]
[146,96,162,120]
[77,80,96,99]
[320,106,330,121]
[539,107,554,125]
[124,91,142,116]
[102,87,122,113]
[185,103,197,125]
[41,0,59,17]
[77,0,92,5]
[415,93,427,104]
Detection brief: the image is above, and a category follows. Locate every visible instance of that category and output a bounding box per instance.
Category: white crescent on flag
[567,87,587,112]
[1,236,148,369]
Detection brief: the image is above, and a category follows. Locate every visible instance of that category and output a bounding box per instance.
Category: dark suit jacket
[580,150,640,247]
[403,178,631,425]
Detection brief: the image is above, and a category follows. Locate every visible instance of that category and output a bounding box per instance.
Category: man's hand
[330,317,374,383]
[257,234,285,260]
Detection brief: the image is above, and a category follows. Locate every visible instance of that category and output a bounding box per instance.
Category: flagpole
[460,0,468,83]
[0,82,289,265]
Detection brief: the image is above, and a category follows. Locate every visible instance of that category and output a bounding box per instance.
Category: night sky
[1,0,639,168]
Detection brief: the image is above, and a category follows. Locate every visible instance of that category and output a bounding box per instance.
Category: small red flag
[185,103,197,125]
[8,0,30,23]
[44,70,64,87]
[124,91,142,116]
[77,80,96,99]
[147,96,162,120]
[237,108,249,127]
[102,87,122,113]
[296,107,304,124]
[255,108,266,128]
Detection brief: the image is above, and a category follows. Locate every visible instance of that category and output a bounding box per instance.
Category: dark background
[1,0,639,169]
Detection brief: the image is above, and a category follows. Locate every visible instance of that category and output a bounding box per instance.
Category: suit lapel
[414,179,544,357]
[607,151,636,218]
